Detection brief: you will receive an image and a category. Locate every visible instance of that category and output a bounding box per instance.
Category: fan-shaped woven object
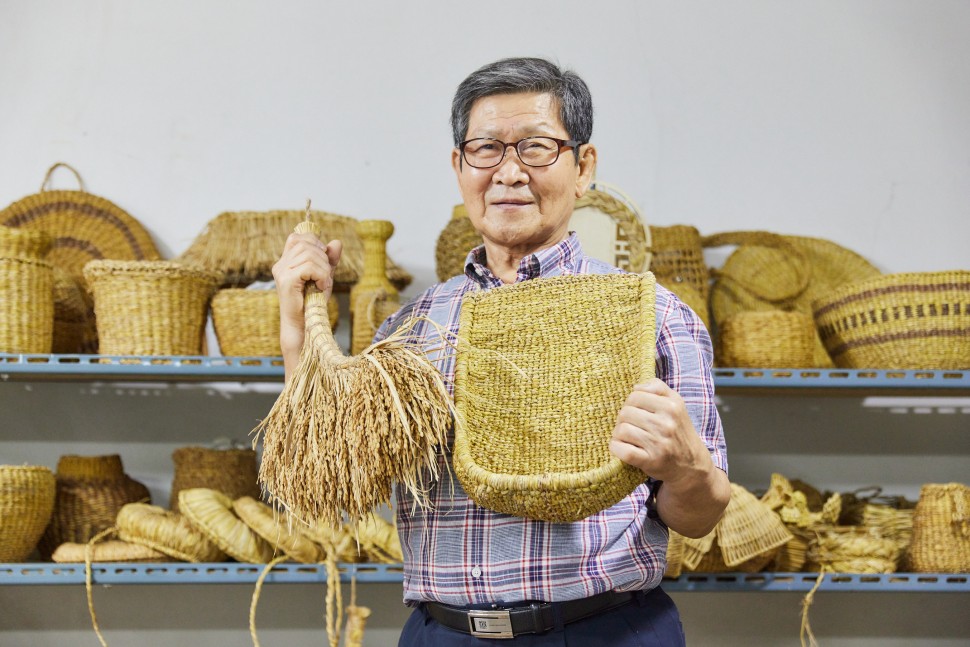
[813,271,970,369]
[0,465,56,561]
[177,209,412,290]
[453,272,655,522]
[178,488,274,563]
[716,483,793,567]
[234,496,322,564]
[707,233,881,367]
[116,502,226,562]
[52,539,170,563]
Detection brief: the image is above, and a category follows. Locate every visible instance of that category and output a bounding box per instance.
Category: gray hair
[450,57,594,153]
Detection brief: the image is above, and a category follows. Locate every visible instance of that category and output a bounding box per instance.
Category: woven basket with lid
[0,465,56,561]
[453,272,656,522]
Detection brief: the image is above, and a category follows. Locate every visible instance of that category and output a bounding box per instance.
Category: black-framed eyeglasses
[459,136,580,169]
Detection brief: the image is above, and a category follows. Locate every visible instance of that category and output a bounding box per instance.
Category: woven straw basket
[813,271,970,369]
[453,273,655,522]
[0,465,56,561]
[84,260,221,356]
[0,226,54,353]
[649,225,710,306]
[38,454,150,559]
[717,311,816,368]
[211,289,338,356]
[170,446,260,512]
[906,483,970,573]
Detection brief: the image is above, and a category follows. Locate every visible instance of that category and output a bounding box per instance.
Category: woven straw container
[453,273,656,522]
[38,454,150,559]
[717,311,816,368]
[83,260,221,356]
[170,446,260,513]
[0,465,56,561]
[0,226,54,353]
[906,483,970,573]
[350,220,400,355]
[812,271,970,369]
[211,289,338,356]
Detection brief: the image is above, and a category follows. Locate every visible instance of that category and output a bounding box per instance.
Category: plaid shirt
[375,232,727,606]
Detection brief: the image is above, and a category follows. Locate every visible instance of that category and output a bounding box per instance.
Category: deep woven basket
[51,266,95,353]
[453,273,656,522]
[211,289,338,357]
[83,260,222,356]
[812,271,970,369]
[717,311,816,368]
[37,454,150,559]
[170,446,260,513]
[906,483,970,573]
[0,226,54,353]
[177,209,412,290]
[0,465,56,561]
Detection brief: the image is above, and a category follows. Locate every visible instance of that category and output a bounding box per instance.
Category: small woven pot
[38,454,151,559]
[813,271,970,369]
[116,502,227,562]
[170,446,260,513]
[0,226,54,353]
[83,260,221,356]
[906,483,970,573]
[0,465,56,561]
[717,311,816,368]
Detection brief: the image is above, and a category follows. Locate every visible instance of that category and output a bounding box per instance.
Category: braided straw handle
[40,162,86,192]
[702,230,811,303]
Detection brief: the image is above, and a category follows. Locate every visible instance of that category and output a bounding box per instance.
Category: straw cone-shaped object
[234,496,322,563]
[813,271,970,369]
[687,536,778,573]
[0,465,56,561]
[453,273,656,522]
[177,209,412,290]
[350,220,400,355]
[52,539,170,563]
[116,502,227,562]
[178,488,274,563]
[212,289,338,357]
[0,226,54,353]
[717,311,816,368]
[716,483,792,567]
[170,446,259,512]
[906,483,970,573]
[255,216,451,529]
[38,454,150,559]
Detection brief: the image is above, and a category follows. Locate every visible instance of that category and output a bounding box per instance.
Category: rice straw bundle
[353,513,403,563]
[234,495,322,563]
[343,578,371,647]
[254,208,452,529]
[305,521,366,562]
[116,502,226,562]
[178,488,274,563]
[52,538,169,563]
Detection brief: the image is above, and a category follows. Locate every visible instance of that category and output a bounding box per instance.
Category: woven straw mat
[453,272,655,522]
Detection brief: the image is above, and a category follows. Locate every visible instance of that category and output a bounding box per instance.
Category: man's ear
[452,147,463,179]
[574,144,597,198]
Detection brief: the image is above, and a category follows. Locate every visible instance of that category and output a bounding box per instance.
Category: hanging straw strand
[249,554,289,647]
[84,526,118,647]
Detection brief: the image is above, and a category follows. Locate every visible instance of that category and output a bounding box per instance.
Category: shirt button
[471,567,482,578]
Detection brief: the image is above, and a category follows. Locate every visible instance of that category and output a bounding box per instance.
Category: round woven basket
[51,539,171,563]
[177,209,412,291]
[83,260,222,356]
[38,454,151,559]
[0,465,56,561]
[211,289,338,357]
[170,446,260,513]
[812,271,970,369]
[0,226,54,353]
[906,483,970,573]
[116,502,227,562]
[717,311,816,368]
[453,273,656,522]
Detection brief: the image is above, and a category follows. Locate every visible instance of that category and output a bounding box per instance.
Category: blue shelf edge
[2,354,968,391]
[1,563,967,592]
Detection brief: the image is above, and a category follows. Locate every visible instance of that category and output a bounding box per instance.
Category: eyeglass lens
[463,138,562,168]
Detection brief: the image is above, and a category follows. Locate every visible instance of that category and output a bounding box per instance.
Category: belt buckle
[468,609,513,639]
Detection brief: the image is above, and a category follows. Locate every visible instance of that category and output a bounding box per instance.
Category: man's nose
[491,145,529,185]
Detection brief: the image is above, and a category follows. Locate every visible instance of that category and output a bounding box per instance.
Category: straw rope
[344,574,371,647]
[84,526,117,647]
[323,543,343,647]
[248,554,289,647]
[799,568,827,647]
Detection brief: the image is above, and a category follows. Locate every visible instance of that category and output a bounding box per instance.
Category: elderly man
[274,57,729,646]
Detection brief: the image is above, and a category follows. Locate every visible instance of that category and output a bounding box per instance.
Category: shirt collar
[464,232,586,288]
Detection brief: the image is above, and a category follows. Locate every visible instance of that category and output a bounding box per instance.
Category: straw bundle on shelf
[805,525,900,574]
[51,539,170,563]
[116,502,227,562]
[234,496,322,563]
[178,488,274,563]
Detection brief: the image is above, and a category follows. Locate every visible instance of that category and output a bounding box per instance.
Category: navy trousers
[398,587,685,646]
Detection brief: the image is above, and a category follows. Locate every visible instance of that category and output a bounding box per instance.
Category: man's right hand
[272,232,343,376]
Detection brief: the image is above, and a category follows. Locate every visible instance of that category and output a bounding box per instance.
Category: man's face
[451,92,596,257]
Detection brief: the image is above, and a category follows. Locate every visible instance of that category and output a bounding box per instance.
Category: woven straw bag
[170,446,260,512]
[116,502,227,562]
[0,465,56,561]
[211,289,338,356]
[906,483,970,573]
[37,454,150,559]
[177,209,412,290]
[717,311,816,368]
[453,273,655,522]
[813,271,970,369]
[0,226,54,353]
[84,260,222,356]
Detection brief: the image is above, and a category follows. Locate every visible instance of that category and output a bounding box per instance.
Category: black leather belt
[424,590,635,639]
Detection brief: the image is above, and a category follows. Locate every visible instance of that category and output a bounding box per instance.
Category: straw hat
[234,496,322,563]
[178,488,274,563]
[116,502,227,563]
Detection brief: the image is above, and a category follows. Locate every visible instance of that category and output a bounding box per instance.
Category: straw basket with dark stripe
[812,271,970,369]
